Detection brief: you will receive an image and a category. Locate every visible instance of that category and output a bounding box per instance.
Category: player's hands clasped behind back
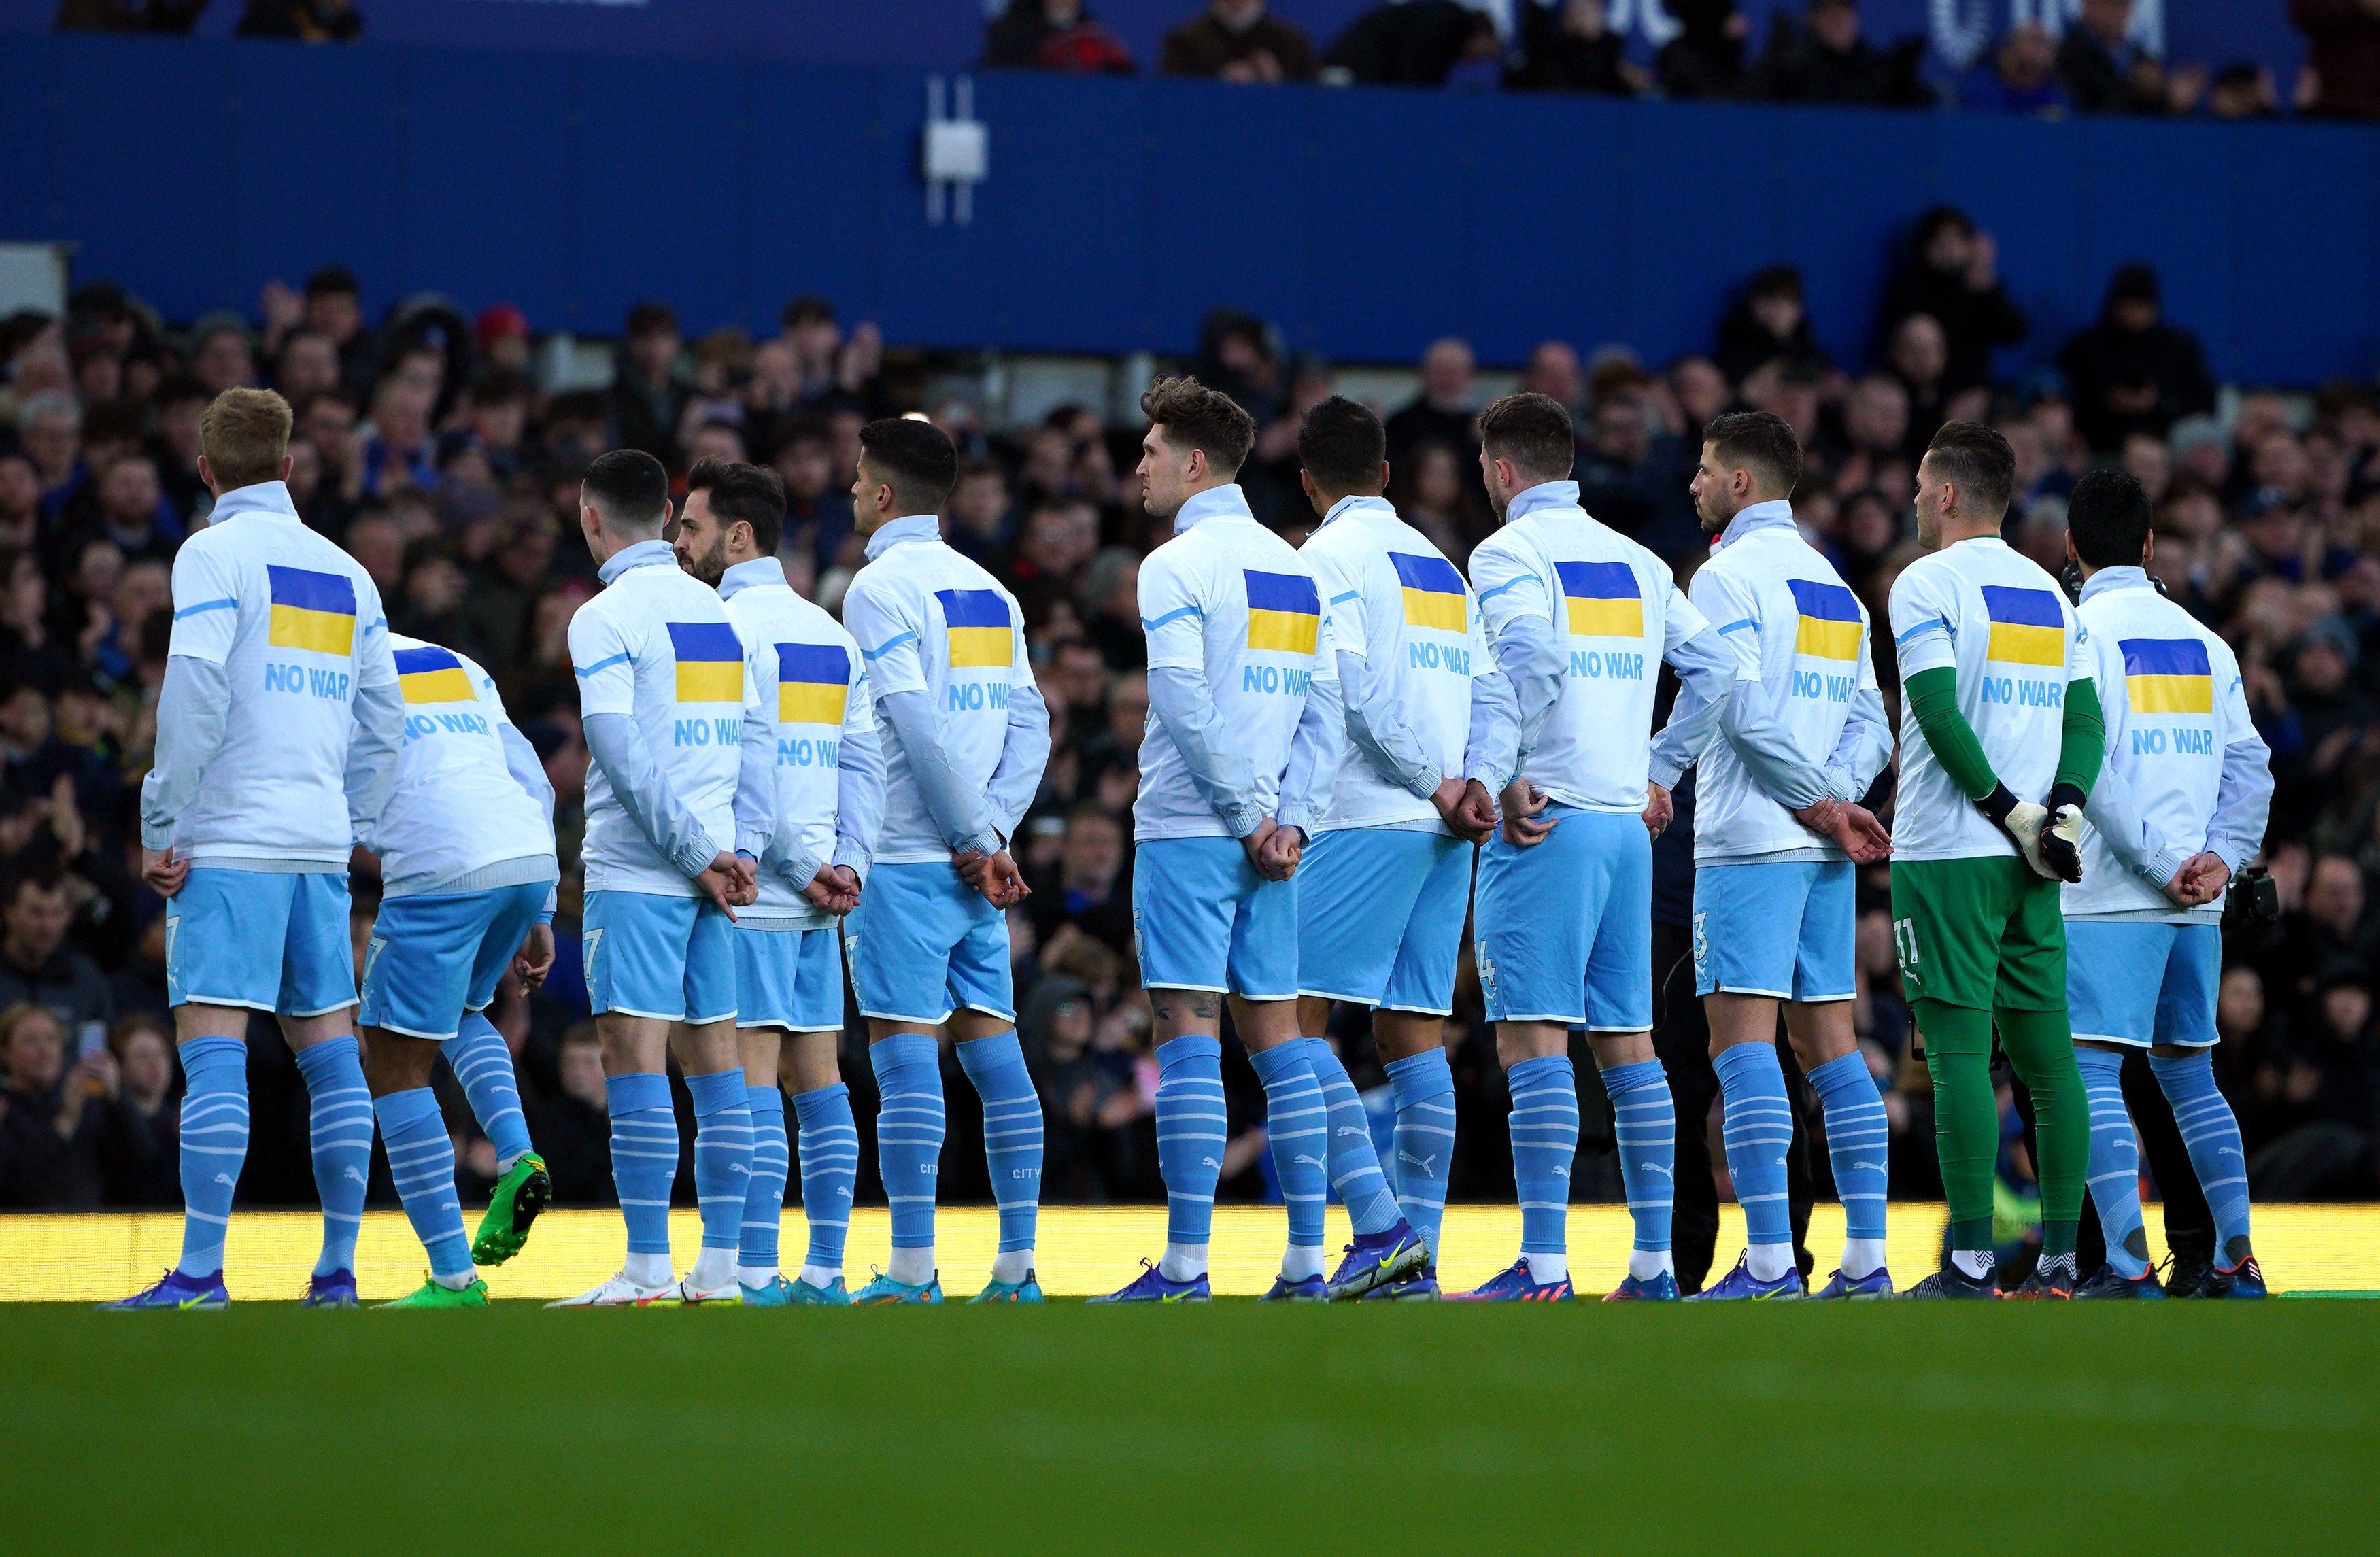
[1447,778,1498,844]
[804,863,863,916]
[1642,781,1673,839]
[512,922,556,989]
[1500,779,1555,849]
[2164,851,2230,909]
[955,847,1030,908]
[696,850,758,919]
[1792,795,1892,863]
[1240,817,1301,883]
[141,847,188,898]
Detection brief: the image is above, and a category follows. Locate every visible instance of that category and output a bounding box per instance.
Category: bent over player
[107,388,402,1310]
[356,632,560,1307]
[2059,468,2272,1298]
[1887,422,2105,1299]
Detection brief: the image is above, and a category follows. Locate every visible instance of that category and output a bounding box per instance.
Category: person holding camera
[2060,468,2274,1298]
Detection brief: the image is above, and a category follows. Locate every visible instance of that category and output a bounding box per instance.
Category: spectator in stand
[1714,265,1827,384]
[188,313,257,398]
[2058,263,2216,454]
[605,300,690,467]
[2205,61,2280,120]
[1749,0,1930,106]
[1880,206,2026,399]
[274,328,342,405]
[527,1023,616,1207]
[1384,439,1491,560]
[107,1012,180,1205]
[0,1002,148,1208]
[1161,0,1319,83]
[1962,22,2069,115]
[983,0,1137,73]
[1884,311,1963,457]
[475,303,532,375]
[1030,803,1134,957]
[2055,0,2203,116]
[1506,0,1644,95]
[1521,339,1588,426]
[1656,0,1750,99]
[18,393,82,517]
[2251,965,2380,1199]
[1321,0,1502,88]
[0,865,113,1032]
[1385,336,1480,473]
[2294,0,2380,120]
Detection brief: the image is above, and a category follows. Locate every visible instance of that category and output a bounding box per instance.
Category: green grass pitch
[5,1301,2375,1550]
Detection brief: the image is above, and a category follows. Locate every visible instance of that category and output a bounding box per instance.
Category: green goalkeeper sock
[1997,1005,2088,1259]
[1915,999,1998,1256]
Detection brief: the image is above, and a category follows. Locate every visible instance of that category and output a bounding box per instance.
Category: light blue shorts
[1472,806,1651,1031]
[1132,835,1299,1000]
[165,868,355,1018]
[2065,919,2221,1050]
[735,924,847,1032]
[359,881,551,1040]
[583,889,738,1025]
[1692,859,1856,1002]
[843,861,1013,1025]
[1297,827,1472,1014]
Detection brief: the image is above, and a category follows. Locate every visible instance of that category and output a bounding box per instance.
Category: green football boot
[471,1152,551,1266]
[377,1276,491,1310]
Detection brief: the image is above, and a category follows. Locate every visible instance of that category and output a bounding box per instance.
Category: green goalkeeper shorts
[1888,855,2067,1013]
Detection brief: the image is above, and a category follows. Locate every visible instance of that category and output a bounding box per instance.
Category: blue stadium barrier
[1,35,2375,384]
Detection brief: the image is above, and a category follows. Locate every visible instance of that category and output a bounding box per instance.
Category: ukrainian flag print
[668,621,745,703]
[1244,570,1321,653]
[938,589,1015,668]
[1787,577,1862,661]
[394,645,472,703]
[2121,637,2215,714]
[1554,559,1642,638]
[777,641,849,725]
[1979,585,2064,666]
[1391,552,1467,632]
[266,566,356,656]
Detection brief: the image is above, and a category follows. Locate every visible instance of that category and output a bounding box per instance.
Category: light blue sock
[870,1033,945,1259]
[173,1036,248,1279]
[2151,1050,2254,1265]
[1602,1058,1676,1263]
[1304,1038,1399,1236]
[792,1082,857,1275]
[2078,1047,2149,1277]
[1713,1042,1795,1260]
[373,1087,471,1281]
[293,1036,373,1278]
[685,1069,753,1252]
[1248,1041,1327,1256]
[1806,1048,1890,1256]
[605,1072,678,1258]
[439,1012,532,1170]
[1154,1034,1225,1249]
[1507,1055,1579,1256]
[956,1029,1043,1255]
[741,1084,788,1272]
[1386,1048,1456,1261]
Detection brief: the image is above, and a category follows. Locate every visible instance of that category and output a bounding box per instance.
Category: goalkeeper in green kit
[1886,423,2104,1299]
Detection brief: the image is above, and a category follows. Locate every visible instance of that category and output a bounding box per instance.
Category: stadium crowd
[1,220,2376,1240]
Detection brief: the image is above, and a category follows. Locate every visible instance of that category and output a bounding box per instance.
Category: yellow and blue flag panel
[937,588,1015,668]
[2120,637,2214,714]
[1244,569,1321,654]
[1979,585,2064,666]
[777,641,850,725]
[1554,559,1642,638]
[1391,552,1467,632]
[668,621,745,702]
[394,645,473,704]
[266,565,356,656]
[1786,577,1862,661]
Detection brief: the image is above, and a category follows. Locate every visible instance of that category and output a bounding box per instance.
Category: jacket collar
[1718,498,1795,549]
[1503,479,1579,526]
[862,513,941,561]
[2079,564,2151,606]
[206,480,299,526]
[1320,494,1394,530]
[718,557,789,600]
[1174,483,1254,534]
[598,537,677,585]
